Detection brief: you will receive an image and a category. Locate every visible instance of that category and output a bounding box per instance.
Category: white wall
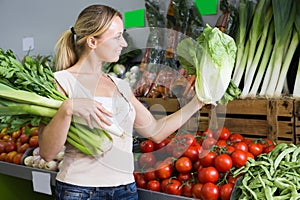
[0,0,220,59]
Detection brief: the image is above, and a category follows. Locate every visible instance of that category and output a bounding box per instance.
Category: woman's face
[95,16,128,63]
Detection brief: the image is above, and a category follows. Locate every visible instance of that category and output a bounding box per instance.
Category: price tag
[32,171,52,195]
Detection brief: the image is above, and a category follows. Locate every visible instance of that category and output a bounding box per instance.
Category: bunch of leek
[0,48,122,155]
[176,24,238,105]
[232,0,300,98]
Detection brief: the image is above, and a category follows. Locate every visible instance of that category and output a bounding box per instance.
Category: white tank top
[54,70,136,187]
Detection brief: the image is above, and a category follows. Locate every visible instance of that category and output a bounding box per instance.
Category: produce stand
[0,161,193,200]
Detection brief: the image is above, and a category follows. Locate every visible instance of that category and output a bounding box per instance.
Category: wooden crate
[294,99,300,144]
[138,97,199,132]
[199,98,295,144]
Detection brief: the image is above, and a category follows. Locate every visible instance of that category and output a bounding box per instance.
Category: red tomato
[135,173,147,189]
[200,182,219,200]
[233,141,249,152]
[246,151,255,160]
[175,156,193,173]
[231,150,248,168]
[242,138,253,145]
[182,182,194,197]
[192,183,203,199]
[219,183,234,200]
[214,154,233,173]
[228,133,244,144]
[263,144,276,153]
[179,133,197,146]
[143,168,156,181]
[202,128,214,138]
[177,172,192,182]
[214,127,231,140]
[248,143,263,157]
[165,179,182,196]
[226,145,235,154]
[216,140,228,148]
[257,138,274,149]
[154,137,171,151]
[155,161,173,179]
[183,144,201,162]
[202,137,217,150]
[147,180,161,192]
[227,175,238,184]
[138,152,156,168]
[198,166,219,184]
[199,150,217,167]
[140,140,154,153]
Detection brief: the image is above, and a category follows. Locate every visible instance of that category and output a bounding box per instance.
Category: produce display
[133,127,277,200]
[0,126,39,165]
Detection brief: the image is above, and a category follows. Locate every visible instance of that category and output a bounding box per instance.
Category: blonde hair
[54,4,122,71]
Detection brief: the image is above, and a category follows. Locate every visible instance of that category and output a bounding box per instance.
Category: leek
[232,0,257,86]
[249,21,274,97]
[241,6,273,98]
[265,0,296,98]
[274,30,299,96]
[293,58,300,97]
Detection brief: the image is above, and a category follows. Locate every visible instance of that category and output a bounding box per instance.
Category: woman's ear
[86,36,97,49]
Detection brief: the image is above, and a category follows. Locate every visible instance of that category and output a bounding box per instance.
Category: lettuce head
[177,24,237,105]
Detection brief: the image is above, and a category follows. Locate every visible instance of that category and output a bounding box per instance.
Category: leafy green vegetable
[177,24,237,105]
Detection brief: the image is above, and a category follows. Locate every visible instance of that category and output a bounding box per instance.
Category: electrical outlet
[22,37,34,51]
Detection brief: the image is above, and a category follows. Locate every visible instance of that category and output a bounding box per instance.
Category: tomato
[246,151,255,160]
[143,168,157,181]
[202,137,217,150]
[227,175,238,184]
[177,172,192,182]
[200,182,219,200]
[231,149,248,168]
[216,139,228,148]
[198,166,219,184]
[175,156,193,173]
[214,153,233,173]
[233,141,248,152]
[214,127,231,140]
[192,183,203,199]
[226,145,235,154]
[248,142,263,157]
[242,138,253,145]
[183,144,201,162]
[155,161,173,179]
[179,133,197,146]
[154,137,171,151]
[228,133,244,144]
[257,138,274,149]
[219,183,234,200]
[263,144,276,153]
[135,173,147,189]
[165,179,182,196]
[199,150,217,167]
[140,139,154,153]
[182,182,194,197]
[138,152,156,169]
[202,128,214,138]
[147,180,161,192]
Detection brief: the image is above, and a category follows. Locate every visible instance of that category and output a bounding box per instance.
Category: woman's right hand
[62,98,113,129]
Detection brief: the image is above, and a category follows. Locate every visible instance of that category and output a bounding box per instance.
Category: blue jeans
[55,180,138,200]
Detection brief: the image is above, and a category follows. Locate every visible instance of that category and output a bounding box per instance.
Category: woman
[38,4,203,200]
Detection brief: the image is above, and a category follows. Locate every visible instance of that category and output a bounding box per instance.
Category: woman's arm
[131,95,203,143]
